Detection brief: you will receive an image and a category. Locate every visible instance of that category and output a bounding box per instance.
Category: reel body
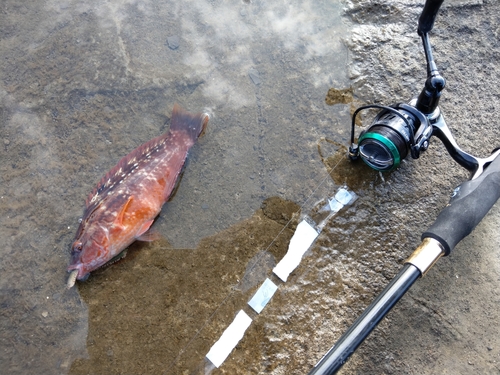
[349,102,432,172]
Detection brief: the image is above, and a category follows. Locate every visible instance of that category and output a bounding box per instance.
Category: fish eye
[73,242,83,252]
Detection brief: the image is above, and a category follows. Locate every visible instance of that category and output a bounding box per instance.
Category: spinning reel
[348,0,499,178]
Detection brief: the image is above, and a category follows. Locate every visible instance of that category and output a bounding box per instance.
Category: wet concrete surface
[69,197,299,375]
[1,0,499,374]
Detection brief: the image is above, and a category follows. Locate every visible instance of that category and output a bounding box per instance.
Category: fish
[66,104,208,288]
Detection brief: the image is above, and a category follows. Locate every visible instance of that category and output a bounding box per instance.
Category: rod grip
[422,154,500,255]
[418,0,445,34]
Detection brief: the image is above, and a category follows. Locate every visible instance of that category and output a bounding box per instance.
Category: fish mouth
[66,264,88,288]
[66,270,78,289]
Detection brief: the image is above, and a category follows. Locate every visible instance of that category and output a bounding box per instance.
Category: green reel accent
[358,132,401,171]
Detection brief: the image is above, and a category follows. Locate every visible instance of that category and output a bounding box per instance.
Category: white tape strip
[205,187,357,369]
[335,188,356,205]
[248,278,278,313]
[206,310,252,368]
[272,220,319,282]
[326,188,357,215]
[328,198,344,213]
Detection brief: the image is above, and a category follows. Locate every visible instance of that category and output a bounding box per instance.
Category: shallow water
[5,0,499,373]
[1,0,355,374]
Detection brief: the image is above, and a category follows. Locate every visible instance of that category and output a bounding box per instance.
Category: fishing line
[165,149,346,374]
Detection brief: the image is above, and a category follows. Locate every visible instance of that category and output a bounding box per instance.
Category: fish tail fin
[169,103,209,141]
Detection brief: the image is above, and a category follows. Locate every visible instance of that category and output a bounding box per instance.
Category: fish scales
[67,104,208,287]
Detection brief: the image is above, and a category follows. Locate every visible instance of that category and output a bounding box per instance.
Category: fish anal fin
[136,229,163,242]
[135,219,159,242]
[135,220,154,239]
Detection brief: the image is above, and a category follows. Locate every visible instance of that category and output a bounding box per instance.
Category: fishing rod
[309,0,500,373]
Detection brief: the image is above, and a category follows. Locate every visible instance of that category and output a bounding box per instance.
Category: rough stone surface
[320,1,500,374]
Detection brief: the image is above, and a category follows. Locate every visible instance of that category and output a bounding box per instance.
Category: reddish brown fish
[67,104,208,288]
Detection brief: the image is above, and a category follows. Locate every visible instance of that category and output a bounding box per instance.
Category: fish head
[67,226,111,281]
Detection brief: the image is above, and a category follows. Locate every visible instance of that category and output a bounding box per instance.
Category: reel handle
[418,0,445,34]
[422,152,500,255]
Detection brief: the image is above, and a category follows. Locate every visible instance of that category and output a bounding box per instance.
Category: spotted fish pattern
[67,104,208,287]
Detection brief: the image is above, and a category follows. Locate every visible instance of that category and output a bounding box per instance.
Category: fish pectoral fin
[135,220,161,242]
[116,196,134,227]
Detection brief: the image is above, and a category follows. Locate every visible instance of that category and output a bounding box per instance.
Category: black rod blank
[418,0,445,34]
[308,264,421,375]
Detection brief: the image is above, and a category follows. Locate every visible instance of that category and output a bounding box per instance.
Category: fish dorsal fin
[84,104,208,210]
[85,132,168,209]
